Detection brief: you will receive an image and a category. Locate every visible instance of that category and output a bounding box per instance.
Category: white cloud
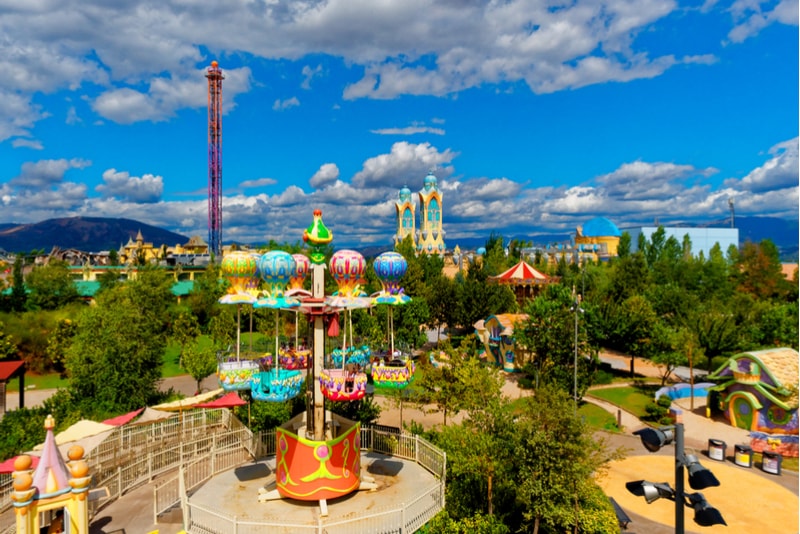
[725,137,798,193]
[351,141,456,189]
[96,168,164,203]
[11,158,91,188]
[596,161,718,200]
[728,0,798,43]
[371,125,446,135]
[92,67,252,124]
[301,64,323,89]
[239,177,277,189]
[11,138,44,150]
[309,163,340,189]
[273,97,300,111]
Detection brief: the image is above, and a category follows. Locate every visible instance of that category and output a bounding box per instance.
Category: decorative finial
[44,414,55,430]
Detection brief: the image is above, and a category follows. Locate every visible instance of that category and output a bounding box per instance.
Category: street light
[570,290,583,414]
[628,423,725,532]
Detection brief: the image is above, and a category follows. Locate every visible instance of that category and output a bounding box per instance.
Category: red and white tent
[490,261,550,285]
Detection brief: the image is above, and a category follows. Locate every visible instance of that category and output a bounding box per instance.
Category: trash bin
[734,444,753,468]
[707,439,726,462]
[761,451,782,475]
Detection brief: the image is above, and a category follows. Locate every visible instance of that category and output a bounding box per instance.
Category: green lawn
[579,401,620,432]
[586,385,657,419]
[4,373,67,392]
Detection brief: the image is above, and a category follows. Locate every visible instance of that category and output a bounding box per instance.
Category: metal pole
[573,298,579,414]
[675,423,685,534]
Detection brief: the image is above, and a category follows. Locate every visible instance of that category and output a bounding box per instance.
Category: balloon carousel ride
[257,212,377,511]
[186,211,445,530]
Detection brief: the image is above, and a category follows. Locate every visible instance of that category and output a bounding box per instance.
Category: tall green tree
[65,268,173,416]
[517,285,596,398]
[182,337,218,394]
[25,260,79,310]
[514,386,619,534]
[9,256,27,312]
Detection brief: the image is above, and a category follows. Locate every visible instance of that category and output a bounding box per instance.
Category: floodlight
[688,492,727,527]
[633,426,675,452]
[625,480,674,504]
[685,454,721,490]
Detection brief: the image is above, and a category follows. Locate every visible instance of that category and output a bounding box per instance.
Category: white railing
[0,408,243,526]
[184,481,444,534]
[180,426,446,533]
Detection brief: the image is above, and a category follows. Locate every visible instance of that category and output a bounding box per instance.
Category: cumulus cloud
[92,67,252,124]
[596,161,718,201]
[351,142,456,189]
[10,158,91,188]
[725,137,798,193]
[96,168,164,203]
[309,163,340,189]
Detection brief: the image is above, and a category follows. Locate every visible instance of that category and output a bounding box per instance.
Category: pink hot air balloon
[329,250,366,299]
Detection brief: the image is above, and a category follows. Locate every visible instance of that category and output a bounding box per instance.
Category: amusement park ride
[215,210,416,513]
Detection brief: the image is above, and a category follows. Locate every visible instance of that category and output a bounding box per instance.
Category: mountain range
[0,216,796,261]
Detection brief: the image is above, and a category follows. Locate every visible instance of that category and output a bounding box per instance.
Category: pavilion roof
[490,261,550,285]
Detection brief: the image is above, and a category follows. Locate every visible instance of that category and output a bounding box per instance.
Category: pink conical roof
[31,415,71,496]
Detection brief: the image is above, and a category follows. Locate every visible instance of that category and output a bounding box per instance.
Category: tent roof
[102,407,145,426]
[34,420,116,450]
[151,388,224,412]
[490,261,550,285]
[195,391,247,409]
[0,455,39,474]
[132,407,174,424]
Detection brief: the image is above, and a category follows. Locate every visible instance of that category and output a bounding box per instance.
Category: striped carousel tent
[489,260,553,303]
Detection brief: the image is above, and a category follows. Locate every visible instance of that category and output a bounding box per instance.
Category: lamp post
[571,290,583,414]
[628,423,726,532]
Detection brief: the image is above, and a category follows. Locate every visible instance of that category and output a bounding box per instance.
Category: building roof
[582,217,621,237]
[0,360,24,381]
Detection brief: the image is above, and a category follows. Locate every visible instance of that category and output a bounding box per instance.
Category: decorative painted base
[319,369,367,401]
[280,350,311,370]
[275,413,361,501]
[218,360,261,391]
[372,360,415,388]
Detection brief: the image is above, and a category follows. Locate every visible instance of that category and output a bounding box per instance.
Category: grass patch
[587,385,658,419]
[4,373,68,392]
[579,402,620,432]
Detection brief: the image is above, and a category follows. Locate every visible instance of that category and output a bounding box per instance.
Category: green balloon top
[303,209,332,264]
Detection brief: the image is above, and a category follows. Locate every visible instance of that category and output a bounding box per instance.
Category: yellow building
[394,186,416,248]
[574,217,621,260]
[416,172,446,255]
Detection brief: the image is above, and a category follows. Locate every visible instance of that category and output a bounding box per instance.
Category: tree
[0,321,18,359]
[65,268,173,416]
[734,239,788,301]
[25,260,79,310]
[108,248,119,266]
[516,284,596,398]
[616,231,631,258]
[45,318,77,375]
[8,255,27,312]
[650,324,688,386]
[514,386,620,534]
[182,338,218,394]
[170,308,201,366]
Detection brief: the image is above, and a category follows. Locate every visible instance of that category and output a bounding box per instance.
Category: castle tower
[394,186,416,248]
[416,171,446,255]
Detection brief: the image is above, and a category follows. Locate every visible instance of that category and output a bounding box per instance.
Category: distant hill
[0,217,189,253]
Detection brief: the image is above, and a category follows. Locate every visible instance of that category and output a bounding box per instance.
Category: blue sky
[0,0,797,249]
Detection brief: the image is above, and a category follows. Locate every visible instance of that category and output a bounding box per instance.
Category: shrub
[594,369,614,385]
